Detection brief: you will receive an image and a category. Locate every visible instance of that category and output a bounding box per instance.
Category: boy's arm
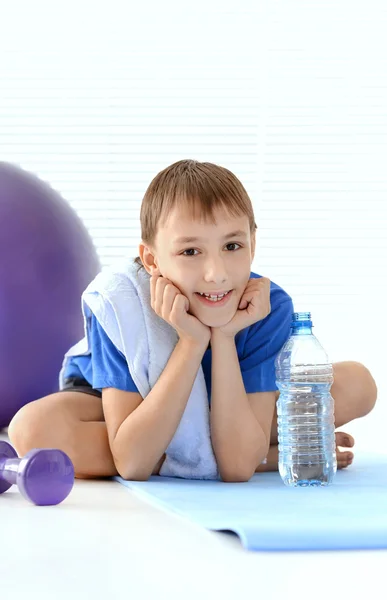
[103,337,206,481]
[210,328,275,482]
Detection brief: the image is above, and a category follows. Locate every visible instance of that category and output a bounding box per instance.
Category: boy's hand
[213,277,271,338]
[150,274,211,349]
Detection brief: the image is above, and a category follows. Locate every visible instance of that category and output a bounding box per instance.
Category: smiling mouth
[195,290,233,303]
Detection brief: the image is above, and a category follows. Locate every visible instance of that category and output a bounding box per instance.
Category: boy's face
[140,203,256,329]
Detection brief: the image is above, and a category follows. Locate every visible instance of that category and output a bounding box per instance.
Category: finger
[170,293,189,326]
[260,277,271,286]
[238,286,259,309]
[239,287,266,308]
[238,285,255,308]
[239,298,249,310]
[244,279,270,298]
[154,276,169,315]
[161,283,179,321]
[246,277,270,291]
[150,274,159,308]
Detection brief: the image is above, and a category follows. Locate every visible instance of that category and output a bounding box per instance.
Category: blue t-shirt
[62,271,294,399]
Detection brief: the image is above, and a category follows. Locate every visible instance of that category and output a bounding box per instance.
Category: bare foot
[335,431,354,469]
[255,431,355,473]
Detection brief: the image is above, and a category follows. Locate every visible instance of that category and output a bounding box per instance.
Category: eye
[182,248,199,256]
[181,243,242,256]
[225,242,241,251]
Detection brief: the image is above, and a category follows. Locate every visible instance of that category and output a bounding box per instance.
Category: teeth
[199,291,229,302]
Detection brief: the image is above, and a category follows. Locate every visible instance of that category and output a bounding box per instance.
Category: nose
[203,255,228,285]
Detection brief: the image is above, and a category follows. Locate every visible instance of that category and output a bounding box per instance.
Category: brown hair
[134,159,257,269]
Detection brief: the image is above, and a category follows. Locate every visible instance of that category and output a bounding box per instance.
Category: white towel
[59,258,219,480]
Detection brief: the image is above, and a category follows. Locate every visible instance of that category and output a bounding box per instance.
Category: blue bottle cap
[292,311,313,328]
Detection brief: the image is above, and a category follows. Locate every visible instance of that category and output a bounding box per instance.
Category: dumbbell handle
[0,457,19,485]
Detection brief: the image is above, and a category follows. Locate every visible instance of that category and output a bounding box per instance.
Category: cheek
[160,268,190,295]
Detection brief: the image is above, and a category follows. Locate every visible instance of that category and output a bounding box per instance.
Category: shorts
[61,377,102,398]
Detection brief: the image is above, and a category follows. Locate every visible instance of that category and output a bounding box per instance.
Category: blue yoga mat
[115,452,387,551]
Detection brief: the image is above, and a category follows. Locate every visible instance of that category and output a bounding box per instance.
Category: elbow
[219,462,255,483]
[218,448,268,483]
[111,437,153,481]
[113,450,152,482]
[220,470,253,483]
[116,462,151,482]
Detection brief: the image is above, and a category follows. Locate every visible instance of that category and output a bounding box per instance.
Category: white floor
[1,415,386,600]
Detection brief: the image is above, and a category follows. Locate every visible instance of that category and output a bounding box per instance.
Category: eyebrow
[173,230,248,244]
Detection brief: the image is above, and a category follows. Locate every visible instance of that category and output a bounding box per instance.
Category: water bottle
[275,311,337,487]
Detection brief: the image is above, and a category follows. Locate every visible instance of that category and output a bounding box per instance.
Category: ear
[138,243,160,276]
[250,229,257,262]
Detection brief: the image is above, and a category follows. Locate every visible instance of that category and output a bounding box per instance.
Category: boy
[8,160,378,481]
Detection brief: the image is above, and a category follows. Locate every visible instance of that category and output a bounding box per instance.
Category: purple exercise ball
[0,162,101,429]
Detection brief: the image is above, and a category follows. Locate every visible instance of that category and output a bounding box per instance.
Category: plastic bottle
[275,311,337,486]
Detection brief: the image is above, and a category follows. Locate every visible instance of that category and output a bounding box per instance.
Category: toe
[335,431,355,447]
[337,449,354,469]
[338,449,354,460]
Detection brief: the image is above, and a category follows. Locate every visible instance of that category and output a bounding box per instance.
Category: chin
[197,312,235,329]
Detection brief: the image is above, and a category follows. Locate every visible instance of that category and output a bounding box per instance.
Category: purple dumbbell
[0,441,74,505]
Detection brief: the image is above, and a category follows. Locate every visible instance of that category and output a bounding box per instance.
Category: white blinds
[0,63,261,267]
[1,2,386,381]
